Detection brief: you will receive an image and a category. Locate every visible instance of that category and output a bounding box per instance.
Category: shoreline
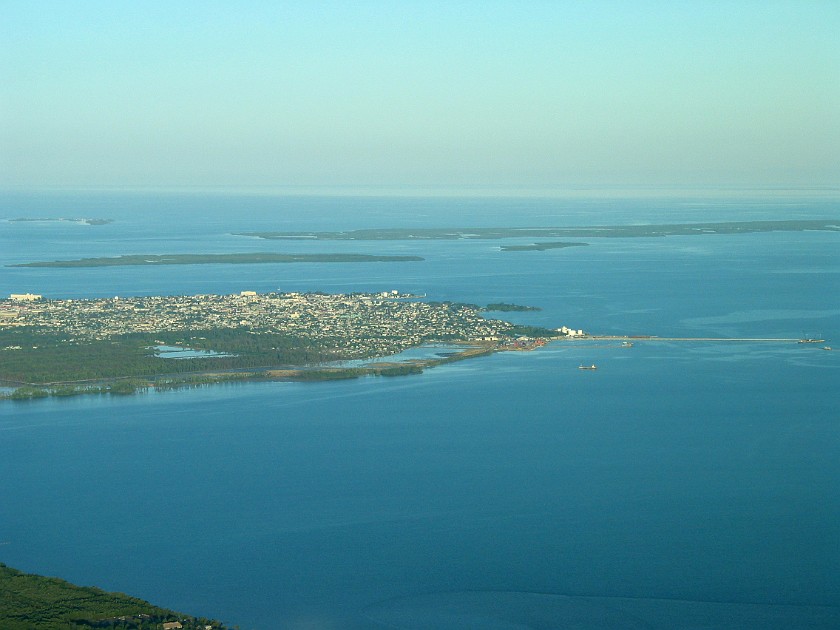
[0,340,517,401]
[1,333,816,401]
[0,289,559,400]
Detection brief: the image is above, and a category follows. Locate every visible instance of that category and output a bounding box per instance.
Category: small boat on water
[578,364,598,370]
[621,341,633,348]
[799,338,825,344]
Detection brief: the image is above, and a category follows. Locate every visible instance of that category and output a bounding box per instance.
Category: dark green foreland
[9,253,423,268]
[0,563,228,629]
[236,219,840,241]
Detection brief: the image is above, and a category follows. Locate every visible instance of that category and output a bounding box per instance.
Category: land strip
[236,219,840,242]
[6,217,113,225]
[500,242,588,251]
[9,253,423,268]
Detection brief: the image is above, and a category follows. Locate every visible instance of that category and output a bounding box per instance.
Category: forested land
[0,563,228,629]
[0,327,341,385]
[0,313,556,398]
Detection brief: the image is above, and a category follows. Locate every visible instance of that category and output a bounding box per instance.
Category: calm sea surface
[1,191,838,628]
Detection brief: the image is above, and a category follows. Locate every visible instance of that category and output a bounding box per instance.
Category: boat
[798,338,825,344]
[578,364,598,370]
[620,341,633,348]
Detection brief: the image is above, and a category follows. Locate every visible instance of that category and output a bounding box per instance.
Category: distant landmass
[236,219,840,242]
[500,242,588,252]
[0,563,228,629]
[9,253,424,268]
[7,218,113,225]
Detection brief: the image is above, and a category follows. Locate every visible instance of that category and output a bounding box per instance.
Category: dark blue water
[1,191,838,628]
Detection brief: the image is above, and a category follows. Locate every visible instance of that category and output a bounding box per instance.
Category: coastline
[0,290,559,401]
[0,340,541,401]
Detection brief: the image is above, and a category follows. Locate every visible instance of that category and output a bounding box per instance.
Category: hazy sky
[2,1,838,190]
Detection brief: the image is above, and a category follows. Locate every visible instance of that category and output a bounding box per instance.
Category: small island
[0,290,562,399]
[7,217,113,226]
[0,563,228,629]
[9,253,423,268]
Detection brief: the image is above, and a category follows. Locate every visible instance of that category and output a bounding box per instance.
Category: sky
[1,0,838,191]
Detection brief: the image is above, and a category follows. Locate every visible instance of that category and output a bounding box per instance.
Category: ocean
[0,190,838,628]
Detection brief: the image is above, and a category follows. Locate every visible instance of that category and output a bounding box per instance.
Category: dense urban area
[2,290,519,352]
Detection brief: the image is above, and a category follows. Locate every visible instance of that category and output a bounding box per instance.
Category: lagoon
[153,345,235,359]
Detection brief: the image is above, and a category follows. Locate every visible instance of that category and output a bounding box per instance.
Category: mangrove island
[236,219,840,244]
[9,253,423,268]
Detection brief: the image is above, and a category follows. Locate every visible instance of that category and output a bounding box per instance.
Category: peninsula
[0,291,559,399]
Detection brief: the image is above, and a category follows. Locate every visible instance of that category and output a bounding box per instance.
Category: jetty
[584,336,803,343]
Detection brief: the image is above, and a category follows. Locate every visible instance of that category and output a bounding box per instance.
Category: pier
[585,336,803,343]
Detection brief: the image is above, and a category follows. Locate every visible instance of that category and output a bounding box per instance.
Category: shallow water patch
[152,345,235,359]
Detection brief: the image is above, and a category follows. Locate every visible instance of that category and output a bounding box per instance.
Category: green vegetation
[0,563,228,629]
[482,303,542,312]
[0,327,499,399]
[505,324,558,338]
[9,386,50,400]
[289,364,424,380]
[9,253,422,268]
[238,219,840,241]
[0,327,341,385]
[0,290,552,399]
[3,380,160,400]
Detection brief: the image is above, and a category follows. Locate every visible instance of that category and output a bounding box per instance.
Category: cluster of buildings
[9,293,42,301]
[557,325,584,337]
[1,290,517,357]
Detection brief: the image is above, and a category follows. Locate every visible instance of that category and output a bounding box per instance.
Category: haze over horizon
[2,1,838,192]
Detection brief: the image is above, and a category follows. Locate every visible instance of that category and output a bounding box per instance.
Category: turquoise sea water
[0,191,838,628]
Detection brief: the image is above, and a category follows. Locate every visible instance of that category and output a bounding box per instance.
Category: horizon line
[2,184,839,199]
